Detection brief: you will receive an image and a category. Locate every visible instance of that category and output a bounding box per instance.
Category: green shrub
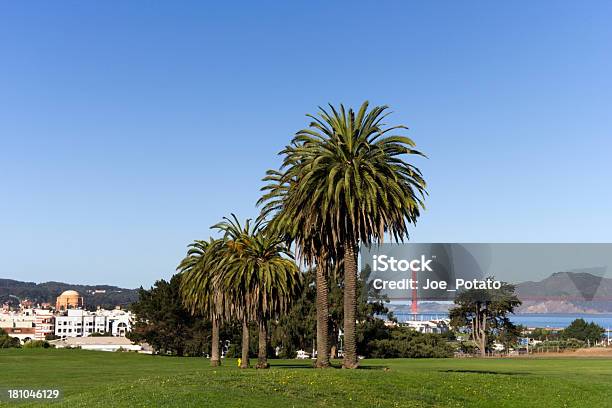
[0,328,21,348]
[23,340,52,349]
[368,327,454,358]
[534,338,586,351]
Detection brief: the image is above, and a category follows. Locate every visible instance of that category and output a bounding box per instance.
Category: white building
[0,308,55,342]
[54,309,133,338]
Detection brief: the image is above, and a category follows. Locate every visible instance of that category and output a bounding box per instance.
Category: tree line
[128,265,455,359]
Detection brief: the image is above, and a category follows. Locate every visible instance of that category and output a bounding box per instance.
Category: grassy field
[1,349,611,407]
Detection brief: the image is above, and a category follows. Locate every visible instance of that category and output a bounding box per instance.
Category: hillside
[0,278,139,309]
[515,270,612,313]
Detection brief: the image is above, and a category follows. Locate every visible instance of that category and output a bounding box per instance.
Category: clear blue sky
[1,1,611,288]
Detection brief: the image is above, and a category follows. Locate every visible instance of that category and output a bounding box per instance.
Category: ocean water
[509,313,612,330]
[393,312,612,335]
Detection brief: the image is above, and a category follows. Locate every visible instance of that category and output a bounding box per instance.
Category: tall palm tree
[259,101,427,368]
[177,238,226,367]
[259,171,333,368]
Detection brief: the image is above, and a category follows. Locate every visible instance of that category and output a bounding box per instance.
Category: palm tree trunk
[315,261,331,368]
[480,310,487,357]
[343,243,359,369]
[256,320,269,369]
[211,316,221,367]
[240,317,249,368]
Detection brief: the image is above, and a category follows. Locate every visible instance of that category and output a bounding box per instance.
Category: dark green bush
[0,328,21,348]
[368,327,454,358]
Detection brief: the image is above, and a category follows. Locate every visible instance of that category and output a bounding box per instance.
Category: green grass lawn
[1,349,611,407]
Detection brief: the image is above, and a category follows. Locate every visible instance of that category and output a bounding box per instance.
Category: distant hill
[0,278,140,309]
[515,270,612,313]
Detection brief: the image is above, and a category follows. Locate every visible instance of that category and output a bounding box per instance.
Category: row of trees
[527,319,605,344]
[177,101,428,369]
[128,275,212,356]
[178,217,302,368]
[129,265,456,359]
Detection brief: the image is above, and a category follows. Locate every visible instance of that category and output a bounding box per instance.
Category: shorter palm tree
[221,231,302,368]
[211,215,254,368]
[214,214,302,368]
[178,238,227,366]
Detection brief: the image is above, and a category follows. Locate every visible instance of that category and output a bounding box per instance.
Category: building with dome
[55,290,83,310]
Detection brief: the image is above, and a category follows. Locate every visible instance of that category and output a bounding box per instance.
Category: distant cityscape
[0,289,138,352]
